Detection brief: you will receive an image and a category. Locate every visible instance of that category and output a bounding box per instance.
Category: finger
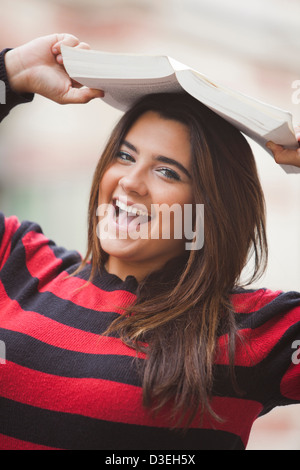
[60,86,104,104]
[293,125,300,143]
[266,141,300,166]
[55,54,63,65]
[52,34,80,54]
[53,40,90,65]
[266,141,283,153]
[75,42,91,50]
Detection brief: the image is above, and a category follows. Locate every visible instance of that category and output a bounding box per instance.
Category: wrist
[4,48,30,94]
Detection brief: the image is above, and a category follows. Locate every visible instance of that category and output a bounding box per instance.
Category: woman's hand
[4,33,104,104]
[267,126,300,168]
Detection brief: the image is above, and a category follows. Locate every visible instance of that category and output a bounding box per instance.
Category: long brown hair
[78,92,268,427]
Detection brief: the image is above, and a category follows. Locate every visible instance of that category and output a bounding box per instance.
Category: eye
[157,168,181,181]
[116,151,135,163]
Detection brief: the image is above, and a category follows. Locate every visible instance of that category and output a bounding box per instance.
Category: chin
[100,237,145,259]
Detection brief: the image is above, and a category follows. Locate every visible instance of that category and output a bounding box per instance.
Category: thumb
[60,86,104,104]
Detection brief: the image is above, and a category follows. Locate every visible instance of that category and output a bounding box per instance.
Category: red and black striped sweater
[0,51,299,450]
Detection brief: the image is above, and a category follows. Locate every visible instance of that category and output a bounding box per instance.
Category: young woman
[0,34,299,450]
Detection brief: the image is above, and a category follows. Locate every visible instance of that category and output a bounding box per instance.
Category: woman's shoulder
[230,286,300,340]
[0,212,82,274]
[231,285,300,316]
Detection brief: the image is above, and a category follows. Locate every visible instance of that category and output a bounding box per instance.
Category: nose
[118,169,148,197]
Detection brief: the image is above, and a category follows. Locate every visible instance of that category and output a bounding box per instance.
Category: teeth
[115,200,149,218]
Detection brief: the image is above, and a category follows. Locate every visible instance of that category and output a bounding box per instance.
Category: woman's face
[97,111,194,280]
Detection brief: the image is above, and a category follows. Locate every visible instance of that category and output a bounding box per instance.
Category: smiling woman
[0,34,299,451]
[76,89,269,428]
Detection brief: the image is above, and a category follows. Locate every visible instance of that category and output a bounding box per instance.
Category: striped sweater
[0,52,300,450]
[0,212,299,450]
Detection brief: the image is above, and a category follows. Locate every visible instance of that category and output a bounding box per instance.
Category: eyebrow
[122,140,192,180]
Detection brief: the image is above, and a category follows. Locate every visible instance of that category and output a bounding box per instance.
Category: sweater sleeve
[0,212,21,271]
[271,292,300,408]
[0,48,34,122]
[0,211,81,277]
[236,288,300,413]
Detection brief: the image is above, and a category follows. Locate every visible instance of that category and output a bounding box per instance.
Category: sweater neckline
[99,265,139,293]
[71,262,138,294]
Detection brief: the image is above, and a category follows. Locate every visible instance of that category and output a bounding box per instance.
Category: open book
[61,45,300,174]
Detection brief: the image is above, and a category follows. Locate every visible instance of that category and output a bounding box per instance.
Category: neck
[105,252,189,283]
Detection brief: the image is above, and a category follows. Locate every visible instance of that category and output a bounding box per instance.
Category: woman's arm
[3,33,104,105]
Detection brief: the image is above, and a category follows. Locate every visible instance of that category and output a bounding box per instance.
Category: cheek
[158,187,194,208]
[98,167,119,204]
[151,187,194,239]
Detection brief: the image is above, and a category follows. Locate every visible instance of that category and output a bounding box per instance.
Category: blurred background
[0,0,299,450]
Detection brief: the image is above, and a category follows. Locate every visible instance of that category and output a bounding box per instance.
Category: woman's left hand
[267,126,300,168]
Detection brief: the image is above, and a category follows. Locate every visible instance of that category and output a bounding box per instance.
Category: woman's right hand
[267,126,300,168]
[4,33,104,104]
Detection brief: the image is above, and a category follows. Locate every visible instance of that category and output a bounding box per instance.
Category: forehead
[124,111,191,160]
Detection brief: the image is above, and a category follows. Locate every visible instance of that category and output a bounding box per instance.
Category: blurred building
[0,0,299,450]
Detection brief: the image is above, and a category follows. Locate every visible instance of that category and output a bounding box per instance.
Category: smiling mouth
[113,198,151,226]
